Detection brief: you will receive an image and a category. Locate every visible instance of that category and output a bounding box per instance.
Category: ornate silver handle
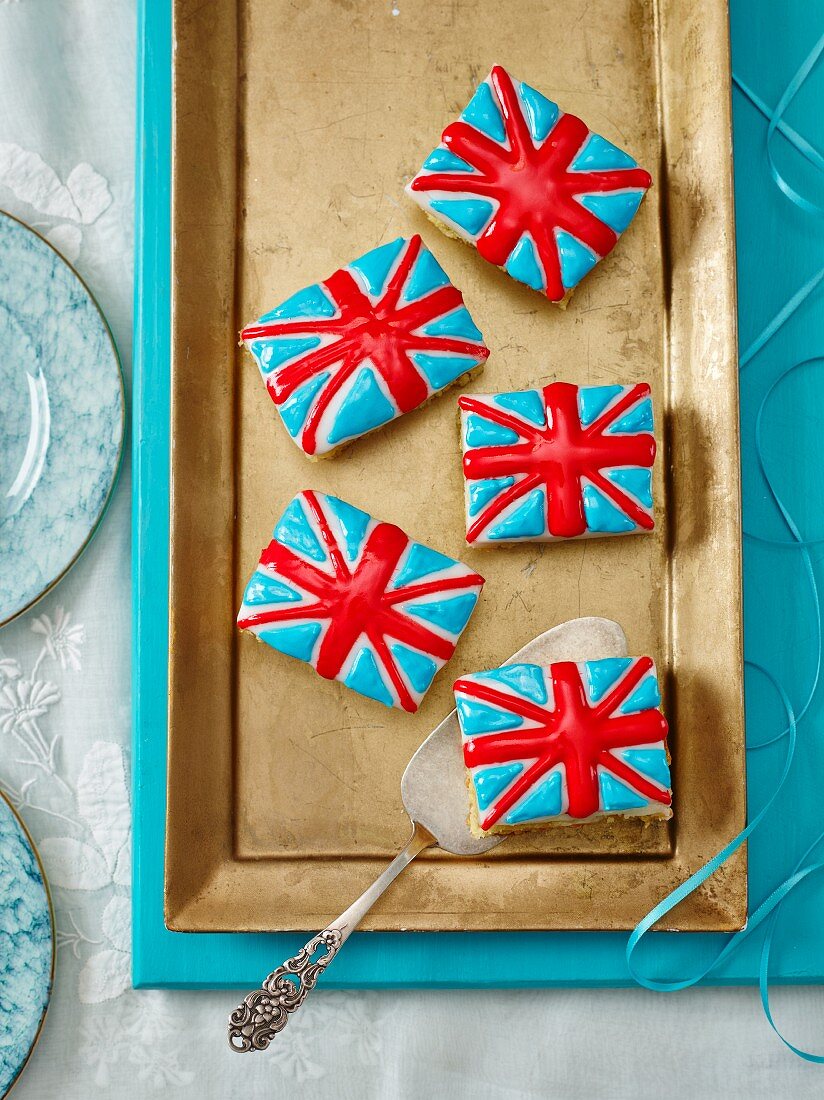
[227,927,342,1052]
[228,821,435,1051]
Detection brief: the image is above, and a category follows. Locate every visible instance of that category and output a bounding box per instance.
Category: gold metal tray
[166,0,745,932]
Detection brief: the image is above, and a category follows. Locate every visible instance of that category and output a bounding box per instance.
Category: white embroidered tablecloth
[2,3,824,1097]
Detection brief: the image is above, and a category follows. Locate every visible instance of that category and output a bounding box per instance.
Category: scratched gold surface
[165,0,745,931]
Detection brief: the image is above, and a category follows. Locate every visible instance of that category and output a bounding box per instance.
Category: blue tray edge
[131,0,824,989]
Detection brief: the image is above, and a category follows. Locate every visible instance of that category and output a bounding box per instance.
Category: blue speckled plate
[0,211,124,626]
[0,791,53,1098]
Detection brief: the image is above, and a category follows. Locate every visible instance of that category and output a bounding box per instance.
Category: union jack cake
[238,490,485,712]
[458,381,656,544]
[241,235,489,457]
[406,65,652,302]
[454,657,671,837]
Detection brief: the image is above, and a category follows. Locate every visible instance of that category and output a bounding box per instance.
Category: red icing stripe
[412,66,652,301]
[240,492,485,712]
[241,236,489,454]
[460,382,656,542]
[456,659,669,829]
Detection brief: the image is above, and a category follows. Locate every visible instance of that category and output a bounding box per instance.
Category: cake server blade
[402,614,628,856]
[228,615,628,1051]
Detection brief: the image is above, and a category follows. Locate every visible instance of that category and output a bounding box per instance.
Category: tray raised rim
[161,0,746,936]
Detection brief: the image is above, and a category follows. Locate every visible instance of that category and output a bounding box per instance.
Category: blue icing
[607,397,654,435]
[279,371,329,437]
[473,763,523,811]
[348,237,406,297]
[620,749,670,790]
[460,79,506,143]
[0,796,52,1098]
[487,487,547,540]
[429,198,494,238]
[344,646,394,706]
[494,390,545,427]
[243,571,303,606]
[465,413,520,448]
[260,283,336,321]
[274,497,326,562]
[256,335,321,373]
[555,229,599,288]
[326,367,395,444]
[392,542,458,589]
[584,657,633,703]
[457,696,523,735]
[406,592,478,634]
[607,467,653,508]
[324,494,371,563]
[390,643,438,695]
[599,771,649,811]
[505,234,545,291]
[505,771,563,824]
[578,384,624,427]
[422,147,476,174]
[411,352,478,391]
[479,662,548,705]
[402,248,451,303]
[619,674,661,714]
[578,189,645,234]
[518,81,559,142]
[570,133,638,172]
[467,477,515,517]
[582,484,637,533]
[259,621,321,662]
[420,306,483,343]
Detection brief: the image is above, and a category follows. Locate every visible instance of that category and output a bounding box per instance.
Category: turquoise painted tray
[132,0,824,987]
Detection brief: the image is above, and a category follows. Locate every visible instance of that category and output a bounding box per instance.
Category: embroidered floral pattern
[0,144,112,263]
[0,603,198,1089]
[31,608,85,671]
[0,28,393,1092]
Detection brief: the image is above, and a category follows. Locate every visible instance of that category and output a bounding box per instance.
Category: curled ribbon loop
[745,359,822,745]
[626,664,797,990]
[734,32,824,217]
[629,37,824,1059]
[759,832,824,1060]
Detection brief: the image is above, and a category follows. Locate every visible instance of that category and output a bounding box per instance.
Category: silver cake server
[228,615,628,1051]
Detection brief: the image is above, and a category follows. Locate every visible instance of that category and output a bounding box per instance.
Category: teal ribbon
[745,359,822,745]
[628,38,824,1060]
[627,346,824,1048]
[734,32,824,216]
[759,831,824,1060]
[733,75,824,176]
[740,269,824,370]
[626,664,797,988]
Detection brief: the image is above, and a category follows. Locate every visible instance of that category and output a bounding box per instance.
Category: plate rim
[0,208,126,629]
[0,787,55,1100]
